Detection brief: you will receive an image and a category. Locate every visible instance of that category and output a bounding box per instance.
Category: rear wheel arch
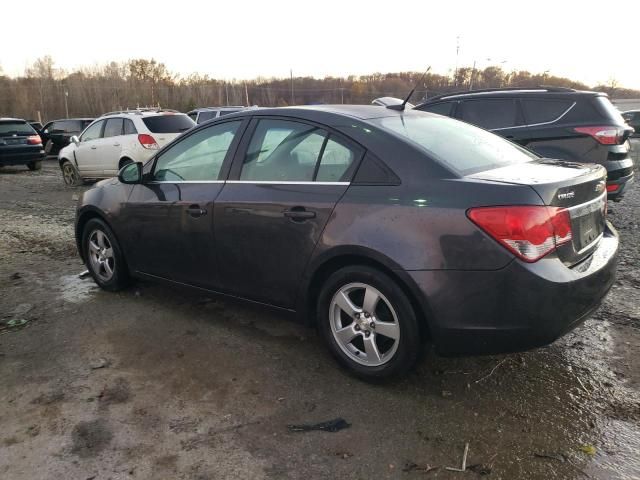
[118,157,134,170]
[301,252,433,342]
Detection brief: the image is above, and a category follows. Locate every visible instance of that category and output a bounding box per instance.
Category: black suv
[39,118,94,155]
[415,88,635,201]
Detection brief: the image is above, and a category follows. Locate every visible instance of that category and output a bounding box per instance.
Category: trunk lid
[468,158,607,265]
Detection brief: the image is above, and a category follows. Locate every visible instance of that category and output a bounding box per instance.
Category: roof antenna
[387,66,431,111]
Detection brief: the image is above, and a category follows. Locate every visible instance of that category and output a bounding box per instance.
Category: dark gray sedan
[74,105,618,379]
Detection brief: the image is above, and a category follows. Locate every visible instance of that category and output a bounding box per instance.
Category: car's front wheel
[317,266,422,380]
[82,218,129,291]
[61,160,82,186]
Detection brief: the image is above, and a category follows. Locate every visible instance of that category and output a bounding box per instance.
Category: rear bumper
[408,222,619,356]
[0,150,45,166]
[604,157,634,201]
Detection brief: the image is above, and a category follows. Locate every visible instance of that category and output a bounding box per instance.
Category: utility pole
[63,88,69,118]
[290,69,294,106]
[454,35,460,87]
[469,60,477,91]
[244,82,249,106]
[225,82,229,106]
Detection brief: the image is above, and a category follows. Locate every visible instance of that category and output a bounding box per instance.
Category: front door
[120,120,244,289]
[74,120,105,176]
[215,117,363,308]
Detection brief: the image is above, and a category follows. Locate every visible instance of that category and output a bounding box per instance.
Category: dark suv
[39,118,94,155]
[415,88,634,201]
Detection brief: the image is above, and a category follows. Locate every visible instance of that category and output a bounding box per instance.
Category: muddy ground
[0,159,639,480]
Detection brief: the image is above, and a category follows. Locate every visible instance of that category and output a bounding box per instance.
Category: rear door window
[521,99,573,124]
[142,114,195,133]
[123,119,137,135]
[459,99,518,129]
[315,137,359,182]
[103,118,124,138]
[420,102,455,117]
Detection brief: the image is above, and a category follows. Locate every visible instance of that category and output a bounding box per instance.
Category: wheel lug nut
[354,325,360,331]
[365,331,371,337]
[370,322,375,328]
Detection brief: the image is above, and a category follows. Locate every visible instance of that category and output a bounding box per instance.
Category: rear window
[142,114,195,133]
[521,99,573,124]
[593,96,626,125]
[420,102,454,117]
[370,114,537,175]
[0,121,35,136]
[197,111,218,123]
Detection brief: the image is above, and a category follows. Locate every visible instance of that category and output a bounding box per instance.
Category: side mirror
[70,135,80,145]
[118,162,143,184]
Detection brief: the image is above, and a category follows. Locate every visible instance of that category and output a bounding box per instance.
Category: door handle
[90,146,97,149]
[113,143,121,147]
[283,207,316,221]
[187,204,207,218]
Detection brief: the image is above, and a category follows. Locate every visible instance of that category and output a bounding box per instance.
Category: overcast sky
[2,0,638,89]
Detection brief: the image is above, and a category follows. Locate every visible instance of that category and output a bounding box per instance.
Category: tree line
[0,56,638,122]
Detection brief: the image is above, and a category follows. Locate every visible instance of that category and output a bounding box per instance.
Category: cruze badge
[594,181,605,193]
[557,191,575,200]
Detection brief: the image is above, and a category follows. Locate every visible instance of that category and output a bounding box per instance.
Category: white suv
[58,109,195,185]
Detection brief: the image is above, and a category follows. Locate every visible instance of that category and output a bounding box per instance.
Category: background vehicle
[622,110,640,136]
[414,87,635,201]
[75,106,618,379]
[187,106,254,124]
[28,120,43,132]
[39,118,93,155]
[58,109,195,185]
[0,118,44,170]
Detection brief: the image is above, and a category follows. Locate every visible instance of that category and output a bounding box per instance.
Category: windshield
[0,121,35,136]
[370,114,538,175]
[142,114,195,133]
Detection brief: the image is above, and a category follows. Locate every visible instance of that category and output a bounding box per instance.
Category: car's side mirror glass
[118,162,143,184]
[70,135,80,145]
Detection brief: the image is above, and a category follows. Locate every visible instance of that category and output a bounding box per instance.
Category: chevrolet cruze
[75,105,618,379]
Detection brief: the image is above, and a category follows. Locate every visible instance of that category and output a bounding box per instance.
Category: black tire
[27,161,42,171]
[60,160,82,186]
[317,265,422,380]
[82,218,130,291]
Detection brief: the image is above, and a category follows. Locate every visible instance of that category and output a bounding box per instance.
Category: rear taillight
[606,183,619,193]
[574,126,624,145]
[26,135,42,145]
[467,206,572,262]
[138,133,159,149]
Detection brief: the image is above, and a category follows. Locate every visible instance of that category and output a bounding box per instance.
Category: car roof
[0,117,27,122]
[225,104,427,123]
[49,117,94,121]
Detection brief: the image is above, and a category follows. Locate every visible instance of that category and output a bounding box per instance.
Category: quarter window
[153,121,241,182]
[80,121,104,141]
[521,99,573,124]
[103,118,124,138]
[460,99,518,129]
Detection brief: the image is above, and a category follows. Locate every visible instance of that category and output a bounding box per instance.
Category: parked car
[39,118,94,155]
[187,106,254,124]
[58,109,195,185]
[74,105,618,379]
[412,87,635,201]
[622,110,640,136]
[0,118,45,171]
[28,120,44,132]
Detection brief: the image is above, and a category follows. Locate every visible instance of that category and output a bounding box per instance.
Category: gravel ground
[0,160,639,480]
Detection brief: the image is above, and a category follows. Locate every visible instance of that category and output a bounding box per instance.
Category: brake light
[606,183,619,193]
[26,135,42,145]
[138,133,159,149]
[574,126,624,145]
[467,206,572,262]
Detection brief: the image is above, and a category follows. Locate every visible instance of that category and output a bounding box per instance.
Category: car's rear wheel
[61,160,81,186]
[27,161,42,171]
[82,218,129,291]
[317,266,422,380]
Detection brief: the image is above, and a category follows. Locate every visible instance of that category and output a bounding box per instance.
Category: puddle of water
[59,274,98,304]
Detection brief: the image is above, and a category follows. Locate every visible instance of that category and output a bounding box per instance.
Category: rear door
[121,119,245,289]
[74,120,105,176]
[458,98,523,140]
[215,117,363,308]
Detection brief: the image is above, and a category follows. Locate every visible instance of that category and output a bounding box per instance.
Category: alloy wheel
[62,163,78,185]
[88,229,115,282]
[329,282,400,366]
